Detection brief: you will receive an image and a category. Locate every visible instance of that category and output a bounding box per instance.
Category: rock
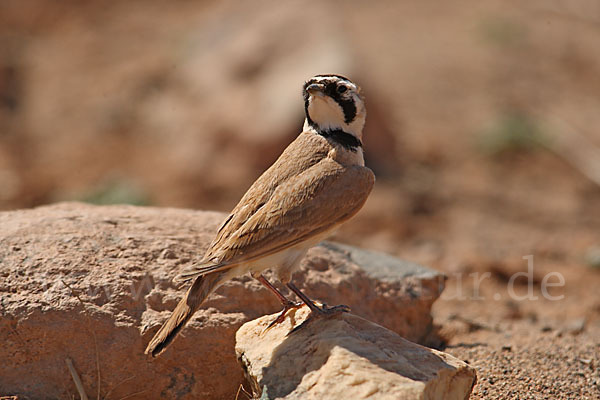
[236,306,477,400]
[0,202,445,399]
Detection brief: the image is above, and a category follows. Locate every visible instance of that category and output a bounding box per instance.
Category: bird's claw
[262,301,303,334]
[288,303,351,335]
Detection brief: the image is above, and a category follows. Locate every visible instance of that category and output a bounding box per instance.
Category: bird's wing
[212,132,330,251]
[176,158,374,281]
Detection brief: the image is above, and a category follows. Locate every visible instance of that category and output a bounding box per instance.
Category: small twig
[235,383,253,400]
[62,280,102,400]
[66,358,90,400]
[61,280,142,400]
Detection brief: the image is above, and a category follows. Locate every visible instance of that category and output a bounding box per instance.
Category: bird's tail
[145,272,223,357]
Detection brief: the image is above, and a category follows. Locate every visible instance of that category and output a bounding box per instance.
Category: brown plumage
[145,75,374,357]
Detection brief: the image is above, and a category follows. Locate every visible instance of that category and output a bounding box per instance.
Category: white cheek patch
[308,97,346,131]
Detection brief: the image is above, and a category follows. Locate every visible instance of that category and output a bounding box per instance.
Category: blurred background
[1,0,600,371]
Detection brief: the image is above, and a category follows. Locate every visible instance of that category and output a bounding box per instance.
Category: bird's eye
[337,85,347,94]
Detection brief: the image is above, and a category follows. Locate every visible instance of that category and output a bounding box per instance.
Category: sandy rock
[0,202,444,399]
[236,306,476,400]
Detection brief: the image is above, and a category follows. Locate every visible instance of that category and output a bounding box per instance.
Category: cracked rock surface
[1,202,445,399]
[236,306,476,400]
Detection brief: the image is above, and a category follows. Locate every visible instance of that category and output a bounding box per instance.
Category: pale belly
[221,228,337,284]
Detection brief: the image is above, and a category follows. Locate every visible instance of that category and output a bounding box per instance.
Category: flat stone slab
[236,306,477,400]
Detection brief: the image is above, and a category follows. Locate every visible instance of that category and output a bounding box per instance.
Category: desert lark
[145,74,375,357]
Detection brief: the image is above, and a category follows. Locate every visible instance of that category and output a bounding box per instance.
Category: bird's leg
[254,274,302,328]
[285,282,350,333]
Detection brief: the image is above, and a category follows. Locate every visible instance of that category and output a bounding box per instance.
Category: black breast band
[319,129,362,152]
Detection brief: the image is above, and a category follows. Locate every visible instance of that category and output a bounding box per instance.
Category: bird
[145,74,375,357]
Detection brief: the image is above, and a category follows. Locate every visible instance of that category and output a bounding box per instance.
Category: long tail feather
[174,262,231,283]
[145,272,222,357]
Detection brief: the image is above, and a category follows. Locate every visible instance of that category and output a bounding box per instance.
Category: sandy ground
[2,0,600,398]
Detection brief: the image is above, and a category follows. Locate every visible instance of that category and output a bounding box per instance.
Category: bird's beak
[306,83,325,97]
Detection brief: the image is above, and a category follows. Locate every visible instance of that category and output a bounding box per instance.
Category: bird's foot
[288,302,351,335]
[262,300,303,333]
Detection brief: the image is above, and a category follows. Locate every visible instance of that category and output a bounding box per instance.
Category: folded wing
[177,158,374,281]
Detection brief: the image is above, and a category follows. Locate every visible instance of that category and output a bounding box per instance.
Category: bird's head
[302,75,366,140]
